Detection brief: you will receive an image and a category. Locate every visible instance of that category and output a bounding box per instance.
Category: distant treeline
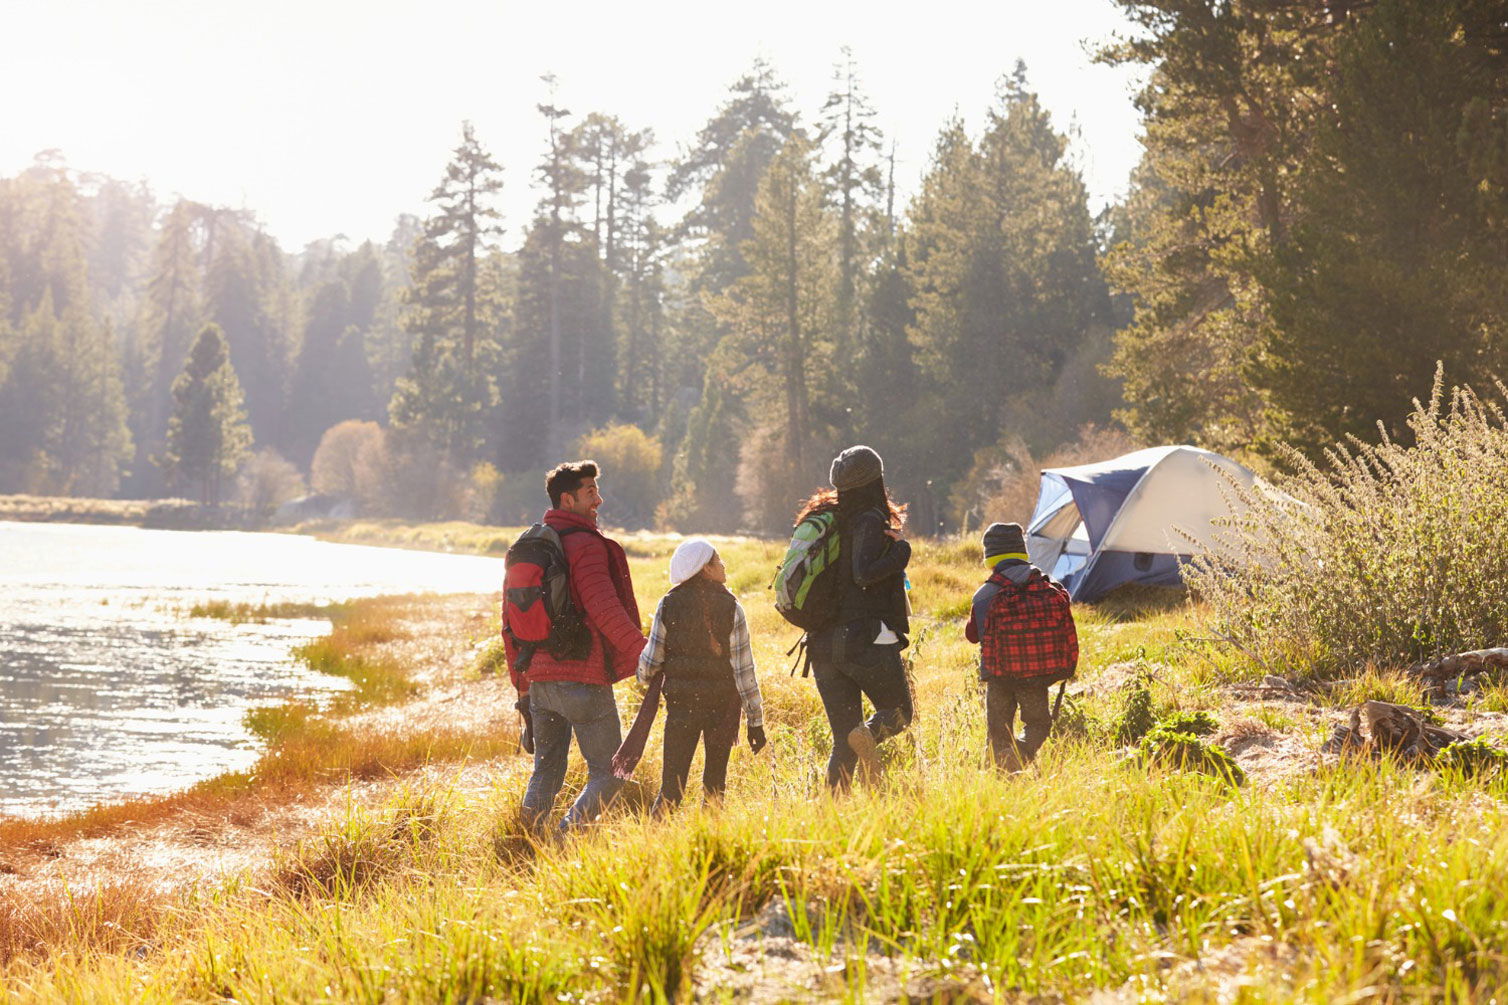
[0,0,1501,535]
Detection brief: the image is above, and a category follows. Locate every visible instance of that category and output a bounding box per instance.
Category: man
[506,460,647,833]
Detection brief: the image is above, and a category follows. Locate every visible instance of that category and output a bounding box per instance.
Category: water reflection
[0,521,502,815]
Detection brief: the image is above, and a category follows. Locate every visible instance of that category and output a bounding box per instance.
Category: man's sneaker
[848,724,880,785]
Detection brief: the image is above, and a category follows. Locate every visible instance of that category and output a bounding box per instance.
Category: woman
[799,444,914,789]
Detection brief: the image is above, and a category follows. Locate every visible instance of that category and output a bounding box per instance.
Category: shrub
[950,424,1142,531]
[465,462,503,523]
[376,430,468,519]
[575,423,664,529]
[1113,679,1157,745]
[1437,738,1508,779]
[310,420,387,506]
[1140,725,1246,786]
[1158,710,1219,737]
[235,448,306,514]
[1049,693,1097,740]
[1188,371,1508,679]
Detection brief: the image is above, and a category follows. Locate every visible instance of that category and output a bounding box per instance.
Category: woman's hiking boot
[848,724,880,784]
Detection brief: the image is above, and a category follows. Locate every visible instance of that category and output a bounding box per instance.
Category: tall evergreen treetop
[421,121,504,362]
[161,322,252,504]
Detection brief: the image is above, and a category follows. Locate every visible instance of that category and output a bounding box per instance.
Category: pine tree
[131,200,205,491]
[615,158,668,426]
[709,132,837,474]
[388,123,506,467]
[0,169,134,496]
[1098,0,1332,450]
[206,219,294,449]
[905,71,1107,489]
[161,323,251,504]
[1255,0,1508,453]
[818,47,885,365]
[533,78,590,457]
[49,311,134,496]
[669,59,797,297]
[286,257,380,466]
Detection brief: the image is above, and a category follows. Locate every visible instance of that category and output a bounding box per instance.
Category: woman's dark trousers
[654,691,742,812]
[813,645,913,789]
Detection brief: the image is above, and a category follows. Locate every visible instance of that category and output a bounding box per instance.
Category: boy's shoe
[848,724,880,785]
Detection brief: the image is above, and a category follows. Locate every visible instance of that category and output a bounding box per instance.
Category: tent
[1026,445,1261,602]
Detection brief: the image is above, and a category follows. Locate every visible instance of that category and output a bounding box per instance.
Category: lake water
[0,521,503,816]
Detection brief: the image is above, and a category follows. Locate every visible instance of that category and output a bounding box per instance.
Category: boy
[965,522,1078,772]
[637,538,767,811]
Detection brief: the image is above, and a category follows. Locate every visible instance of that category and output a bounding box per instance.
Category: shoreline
[0,589,514,885]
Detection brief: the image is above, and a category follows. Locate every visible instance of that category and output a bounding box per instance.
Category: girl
[637,539,766,811]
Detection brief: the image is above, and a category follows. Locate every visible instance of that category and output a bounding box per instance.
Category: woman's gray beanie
[830,445,884,491]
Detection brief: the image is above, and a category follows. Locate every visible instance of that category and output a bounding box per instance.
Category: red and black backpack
[979,567,1079,680]
[502,524,589,671]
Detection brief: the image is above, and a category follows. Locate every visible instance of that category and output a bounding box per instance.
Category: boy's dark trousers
[653,689,742,812]
[986,676,1053,772]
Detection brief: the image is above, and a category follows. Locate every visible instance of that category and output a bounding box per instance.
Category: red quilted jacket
[504,509,646,694]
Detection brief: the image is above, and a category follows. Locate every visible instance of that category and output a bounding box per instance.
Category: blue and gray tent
[1026,445,1263,602]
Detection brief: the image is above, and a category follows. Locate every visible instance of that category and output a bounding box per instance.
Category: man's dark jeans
[522,680,623,832]
[985,676,1053,771]
[812,644,913,789]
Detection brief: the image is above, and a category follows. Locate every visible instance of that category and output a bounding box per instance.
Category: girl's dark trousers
[653,686,742,812]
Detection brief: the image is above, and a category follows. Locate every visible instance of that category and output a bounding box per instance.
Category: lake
[0,521,503,816]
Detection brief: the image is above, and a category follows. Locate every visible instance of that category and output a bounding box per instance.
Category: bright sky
[2,0,1148,251]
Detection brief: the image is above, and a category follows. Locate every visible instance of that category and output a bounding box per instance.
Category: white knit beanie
[669,538,717,587]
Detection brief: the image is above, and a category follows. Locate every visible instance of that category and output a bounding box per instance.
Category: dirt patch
[1079,660,1164,698]
[695,901,997,1004]
[1215,726,1319,786]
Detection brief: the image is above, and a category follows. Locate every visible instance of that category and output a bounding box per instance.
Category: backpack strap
[786,633,813,677]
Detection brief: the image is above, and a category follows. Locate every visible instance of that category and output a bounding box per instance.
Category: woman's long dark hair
[795,478,907,530]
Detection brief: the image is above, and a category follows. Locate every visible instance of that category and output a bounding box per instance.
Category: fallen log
[1323,700,1470,761]
[1405,645,1508,694]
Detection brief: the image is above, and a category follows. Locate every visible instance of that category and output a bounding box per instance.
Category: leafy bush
[311,420,387,507]
[1158,710,1219,737]
[1140,725,1246,786]
[235,448,306,514]
[575,424,664,530]
[950,423,1141,531]
[1188,372,1508,678]
[1437,738,1508,779]
[1114,679,1157,744]
[1050,693,1096,740]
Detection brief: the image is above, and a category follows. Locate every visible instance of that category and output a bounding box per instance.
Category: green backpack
[772,509,843,632]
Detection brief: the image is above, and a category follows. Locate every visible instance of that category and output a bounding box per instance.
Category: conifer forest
[1,0,1503,534]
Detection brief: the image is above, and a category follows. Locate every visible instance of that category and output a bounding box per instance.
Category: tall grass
[1189,370,1508,679]
[9,749,1508,1001]
[10,521,1508,999]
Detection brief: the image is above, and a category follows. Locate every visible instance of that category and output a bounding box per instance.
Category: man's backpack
[502,523,588,671]
[979,567,1079,681]
[772,509,843,633]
